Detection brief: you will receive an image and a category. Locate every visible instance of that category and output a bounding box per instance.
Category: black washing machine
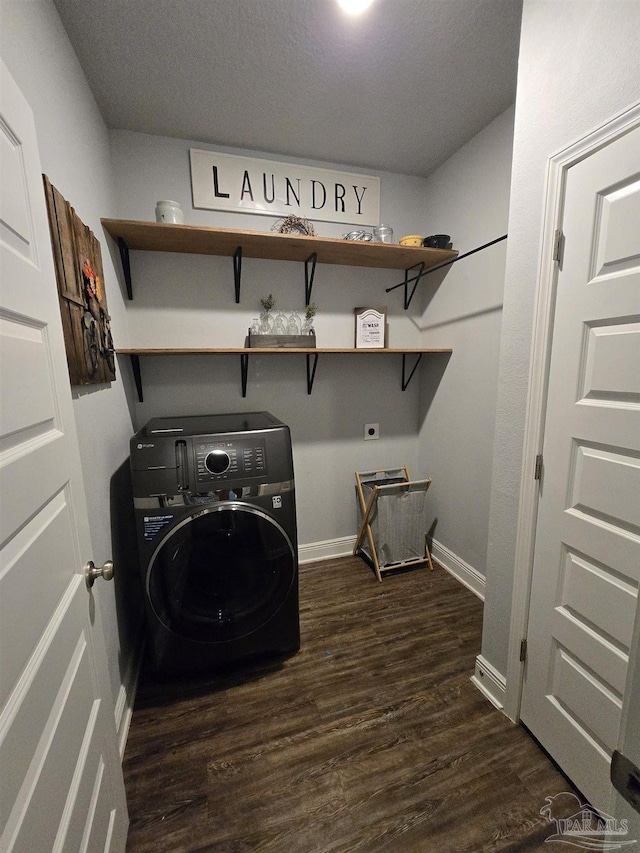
[130,412,299,676]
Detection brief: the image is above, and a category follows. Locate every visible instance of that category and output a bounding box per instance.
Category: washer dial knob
[204,449,230,474]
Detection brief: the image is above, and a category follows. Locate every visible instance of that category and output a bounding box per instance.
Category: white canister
[155,200,184,224]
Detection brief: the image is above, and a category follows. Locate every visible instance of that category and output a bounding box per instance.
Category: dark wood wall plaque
[43,175,116,386]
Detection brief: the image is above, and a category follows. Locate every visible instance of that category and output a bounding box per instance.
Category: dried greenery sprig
[272,215,316,236]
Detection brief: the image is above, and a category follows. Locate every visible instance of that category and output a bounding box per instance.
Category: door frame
[504,101,640,723]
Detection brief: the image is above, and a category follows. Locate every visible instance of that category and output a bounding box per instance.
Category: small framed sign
[354,306,388,349]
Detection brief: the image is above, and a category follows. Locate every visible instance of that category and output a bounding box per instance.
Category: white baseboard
[114,624,146,761]
[430,538,485,601]
[299,534,487,612]
[298,535,357,564]
[471,654,507,711]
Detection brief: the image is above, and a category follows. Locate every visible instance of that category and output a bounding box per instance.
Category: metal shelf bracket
[402,262,425,310]
[306,352,319,394]
[118,237,133,300]
[240,352,249,397]
[305,252,317,305]
[130,354,143,401]
[233,246,242,303]
[402,352,422,391]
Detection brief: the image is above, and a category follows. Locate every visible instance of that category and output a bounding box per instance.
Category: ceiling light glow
[336,0,375,16]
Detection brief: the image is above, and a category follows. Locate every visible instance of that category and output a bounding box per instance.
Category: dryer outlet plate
[364,423,379,440]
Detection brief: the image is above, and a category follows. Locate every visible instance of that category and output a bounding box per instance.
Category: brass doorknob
[84,559,115,588]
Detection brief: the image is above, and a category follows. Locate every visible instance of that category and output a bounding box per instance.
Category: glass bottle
[259,311,272,334]
[273,310,287,335]
[286,311,301,335]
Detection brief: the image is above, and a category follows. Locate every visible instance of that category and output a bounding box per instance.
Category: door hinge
[520,639,528,663]
[553,229,565,265]
[534,454,543,481]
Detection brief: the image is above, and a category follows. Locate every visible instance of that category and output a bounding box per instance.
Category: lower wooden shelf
[117,347,453,400]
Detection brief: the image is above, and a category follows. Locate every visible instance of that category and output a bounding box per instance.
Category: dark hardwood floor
[123,556,577,852]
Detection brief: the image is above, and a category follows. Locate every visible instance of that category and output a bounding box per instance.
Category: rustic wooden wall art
[43,175,116,386]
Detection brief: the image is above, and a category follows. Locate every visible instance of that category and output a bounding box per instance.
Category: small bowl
[423,234,451,249]
[399,235,423,247]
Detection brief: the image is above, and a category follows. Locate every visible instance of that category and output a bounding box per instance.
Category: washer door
[147,503,296,643]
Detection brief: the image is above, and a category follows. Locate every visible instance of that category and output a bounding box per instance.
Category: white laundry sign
[190,149,380,226]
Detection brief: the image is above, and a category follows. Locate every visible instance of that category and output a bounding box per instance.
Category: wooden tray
[245,334,316,349]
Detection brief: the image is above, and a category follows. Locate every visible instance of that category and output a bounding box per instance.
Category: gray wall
[482,0,640,677]
[417,107,514,580]
[108,126,515,556]
[1,0,138,732]
[109,131,443,549]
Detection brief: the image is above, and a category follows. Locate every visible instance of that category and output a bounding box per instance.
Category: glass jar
[155,200,184,224]
[373,224,394,243]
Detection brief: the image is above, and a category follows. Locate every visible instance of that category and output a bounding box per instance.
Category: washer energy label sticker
[272,496,282,509]
[143,515,174,540]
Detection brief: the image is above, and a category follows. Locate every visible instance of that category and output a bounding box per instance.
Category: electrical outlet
[364,423,379,440]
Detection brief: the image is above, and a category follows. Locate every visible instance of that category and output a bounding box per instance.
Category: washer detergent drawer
[147,503,296,644]
[130,439,179,471]
[133,467,181,497]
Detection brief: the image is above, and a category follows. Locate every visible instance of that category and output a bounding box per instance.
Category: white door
[521,122,640,812]
[0,61,128,850]
[612,602,640,840]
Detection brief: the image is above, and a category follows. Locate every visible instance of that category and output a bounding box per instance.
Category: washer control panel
[195,437,266,484]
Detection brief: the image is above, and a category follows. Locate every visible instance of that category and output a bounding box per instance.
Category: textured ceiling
[52,0,522,178]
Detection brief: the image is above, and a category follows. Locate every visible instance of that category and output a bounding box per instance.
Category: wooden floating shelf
[118,347,453,401]
[117,347,452,355]
[104,219,458,399]
[101,219,458,270]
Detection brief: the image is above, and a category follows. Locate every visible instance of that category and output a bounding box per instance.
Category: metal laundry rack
[354,466,435,582]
